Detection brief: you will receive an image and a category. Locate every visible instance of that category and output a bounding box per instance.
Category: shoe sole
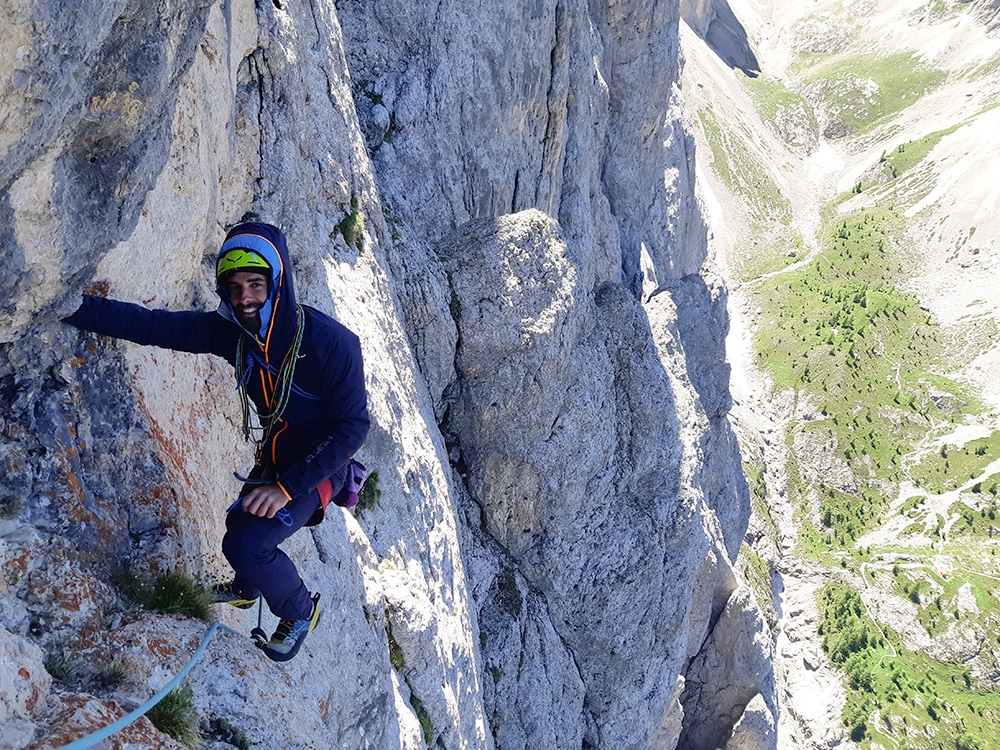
[212,596,258,609]
[223,599,259,610]
[212,583,258,610]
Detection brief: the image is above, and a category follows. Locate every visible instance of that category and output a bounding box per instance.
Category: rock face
[0,628,51,749]
[438,212,743,748]
[680,0,761,76]
[0,1,768,749]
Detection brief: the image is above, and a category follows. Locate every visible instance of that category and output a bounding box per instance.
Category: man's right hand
[240,484,292,518]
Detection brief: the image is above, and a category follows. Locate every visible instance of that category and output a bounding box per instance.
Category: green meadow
[727,57,1000,747]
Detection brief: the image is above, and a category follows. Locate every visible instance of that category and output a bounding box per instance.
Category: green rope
[236,305,305,471]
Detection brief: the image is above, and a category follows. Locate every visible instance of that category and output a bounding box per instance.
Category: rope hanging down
[59,622,247,750]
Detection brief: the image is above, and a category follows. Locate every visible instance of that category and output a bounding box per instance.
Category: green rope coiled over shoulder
[235,304,305,471]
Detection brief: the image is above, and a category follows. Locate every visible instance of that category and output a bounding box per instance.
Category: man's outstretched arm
[65,294,235,358]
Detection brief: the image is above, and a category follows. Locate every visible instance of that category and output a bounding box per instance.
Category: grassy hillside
[690,0,1000,745]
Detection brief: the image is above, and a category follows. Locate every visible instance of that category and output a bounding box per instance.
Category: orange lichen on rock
[147,637,181,658]
[10,548,32,575]
[25,542,107,622]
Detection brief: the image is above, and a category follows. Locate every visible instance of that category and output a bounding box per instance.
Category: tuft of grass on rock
[354,470,382,515]
[409,692,436,746]
[44,649,84,684]
[386,618,405,672]
[113,570,213,623]
[147,683,203,749]
[201,716,251,750]
[97,657,132,688]
[0,495,21,519]
[333,196,366,251]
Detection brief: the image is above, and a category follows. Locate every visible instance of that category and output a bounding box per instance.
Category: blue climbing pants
[223,487,320,622]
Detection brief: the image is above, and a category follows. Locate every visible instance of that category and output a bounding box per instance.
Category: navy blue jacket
[65,223,369,521]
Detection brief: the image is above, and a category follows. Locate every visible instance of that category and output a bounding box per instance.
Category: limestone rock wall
[974,0,1000,31]
[0,1,768,748]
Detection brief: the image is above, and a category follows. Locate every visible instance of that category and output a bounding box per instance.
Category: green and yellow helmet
[216,248,272,280]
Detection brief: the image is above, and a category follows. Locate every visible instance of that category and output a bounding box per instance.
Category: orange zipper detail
[262,297,280,394]
[257,292,283,405]
[258,369,271,409]
[271,420,290,464]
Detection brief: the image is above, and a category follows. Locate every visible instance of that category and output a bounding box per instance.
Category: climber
[64,222,370,662]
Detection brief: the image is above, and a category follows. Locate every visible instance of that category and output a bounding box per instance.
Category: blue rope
[59,622,247,750]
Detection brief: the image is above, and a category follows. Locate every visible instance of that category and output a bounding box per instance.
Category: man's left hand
[241,484,291,518]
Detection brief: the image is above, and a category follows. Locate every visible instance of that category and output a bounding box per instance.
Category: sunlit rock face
[0,1,765,748]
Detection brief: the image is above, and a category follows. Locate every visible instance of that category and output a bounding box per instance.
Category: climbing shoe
[212,581,259,610]
[262,593,321,662]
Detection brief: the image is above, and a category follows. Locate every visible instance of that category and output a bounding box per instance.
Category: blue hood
[216,222,298,353]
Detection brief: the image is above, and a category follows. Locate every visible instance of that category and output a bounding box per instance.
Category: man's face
[227,271,269,333]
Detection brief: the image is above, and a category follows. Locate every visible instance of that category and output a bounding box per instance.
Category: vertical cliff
[0,1,768,748]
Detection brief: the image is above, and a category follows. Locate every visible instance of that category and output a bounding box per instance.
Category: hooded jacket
[64,223,369,523]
